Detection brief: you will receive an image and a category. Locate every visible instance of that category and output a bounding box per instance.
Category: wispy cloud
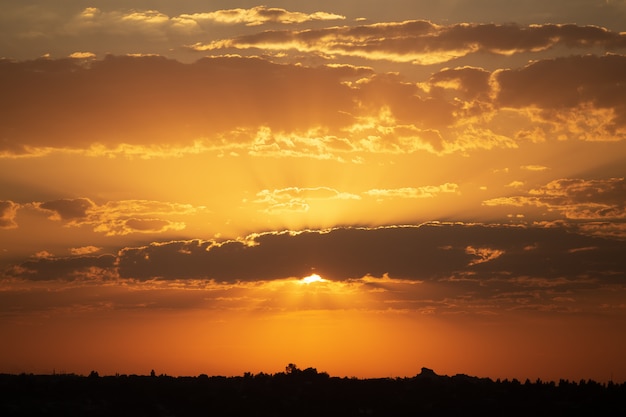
[69,246,102,256]
[33,198,205,236]
[364,183,459,200]
[59,6,345,41]
[484,177,626,219]
[190,21,626,64]
[253,187,360,214]
[179,6,345,27]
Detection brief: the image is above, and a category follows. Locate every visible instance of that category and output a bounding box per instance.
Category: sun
[300,273,326,284]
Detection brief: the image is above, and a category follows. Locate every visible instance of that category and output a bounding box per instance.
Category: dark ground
[1,366,624,416]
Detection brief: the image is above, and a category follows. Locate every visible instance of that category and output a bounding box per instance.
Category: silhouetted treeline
[1,365,624,416]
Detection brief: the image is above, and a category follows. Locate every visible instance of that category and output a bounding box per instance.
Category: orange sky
[1,1,626,382]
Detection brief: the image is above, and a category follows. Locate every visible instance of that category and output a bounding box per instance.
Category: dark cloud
[115,224,626,288]
[439,23,626,54]
[5,254,116,281]
[495,54,626,110]
[3,224,623,316]
[0,55,370,155]
[2,51,625,158]
[26,197,198,235]
[429,66,491,100]
[492,54,626,139]
[38,198,95,221]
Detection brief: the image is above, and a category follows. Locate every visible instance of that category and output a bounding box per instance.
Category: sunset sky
[1,0,626,383]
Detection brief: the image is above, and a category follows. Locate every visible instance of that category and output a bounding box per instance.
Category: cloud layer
[3,223,624,319]
[4,223,622,282]
[191,21,626,64]
[2,50,626,159]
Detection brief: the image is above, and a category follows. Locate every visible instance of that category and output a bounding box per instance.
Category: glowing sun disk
[300,273,326,284]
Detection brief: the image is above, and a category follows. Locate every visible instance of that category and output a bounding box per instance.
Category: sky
[1,0,626,382]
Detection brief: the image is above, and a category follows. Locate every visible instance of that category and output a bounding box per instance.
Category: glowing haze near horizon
[1,0,626,382]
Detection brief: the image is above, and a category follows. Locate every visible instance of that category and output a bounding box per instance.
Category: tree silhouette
[0,366,624,416]
[285,363,300,374]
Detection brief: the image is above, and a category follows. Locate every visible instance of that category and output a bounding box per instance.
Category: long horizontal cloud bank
[191,21,626,64]
[6,223,625,286]
[118,224,626,284]
[2,51,626,158]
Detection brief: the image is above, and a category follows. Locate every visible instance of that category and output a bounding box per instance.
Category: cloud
[250,183,459,214]
[3,223,624,316]
[0,55,472,158]
[69,246,102,256]
[253,187,361,213]
[38,198,95,221]
[521,165,548,171]
[364,183,459,200]
[465,246,505,266]
[53,6,346,47]
[577,222,626,240]
[68,51,96,59]
[506,181,525,189]
[483,178,626,235]
[69,6,344,33]
[34,198,203,236]
[92,200,199,236]
[494,54,626,141]
[4,254,116,281]
[67,8,169,35]
[1,52,624,161]
[191,21,626,64]
[113,223,626,288]
[180,6,345,27]
[33,250,54,259]
[120,218,185,234]
[428,66,491,100]
[0,55,370,157]
[0,201,19,229]
[528,178,626,219]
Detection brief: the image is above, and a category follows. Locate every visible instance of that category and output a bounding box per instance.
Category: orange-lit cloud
[190,21,626,64]
[253,187,360,214]
[484,178,626,221]
[179,6,345,27]
[33,198,204,236]
[68,51,96,59]
[520,165,548,171]
[465,245,505,266]
[494,54,626,142]
[60,6,345,43]
[66,7,171,38]
[69,246,102,256]
[0,201,19,229]
[364,183,459,200]
[2,53,625,160]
